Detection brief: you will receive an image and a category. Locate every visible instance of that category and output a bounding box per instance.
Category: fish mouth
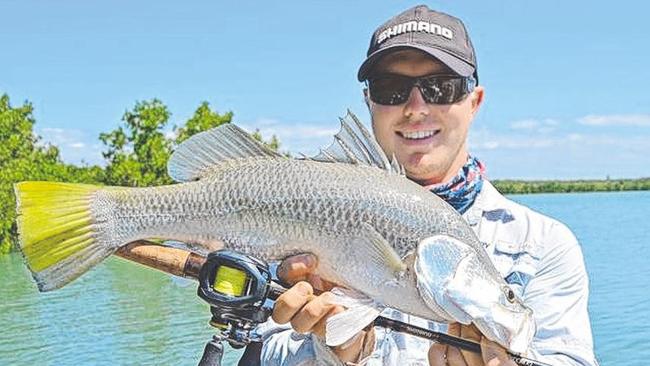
[471,302,536,354]
[414,235,536,352]
[444,258,536,353]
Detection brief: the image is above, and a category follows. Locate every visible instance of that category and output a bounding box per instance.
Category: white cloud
[42,127,65,134]
[509,118,558,133]
[240,118,339,154]
[164,128,177,139]
[480,141,500,150]
[567,133,582,141]
[470,128,557,150]
[471,126,650,179]
[471,126,650,152]
[37,127,103,165]
[578,114,650,127]
[510,119,539,130]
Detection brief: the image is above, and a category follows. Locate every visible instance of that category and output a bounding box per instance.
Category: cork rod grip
[114,240,206,280]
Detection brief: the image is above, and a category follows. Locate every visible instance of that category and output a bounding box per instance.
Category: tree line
[0,94,278,253]
[492,178,650,195]
[1,92,648,253]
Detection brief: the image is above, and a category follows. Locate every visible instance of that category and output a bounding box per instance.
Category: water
[0,255,243,365]
[510,191,650,366]
[1,191,649,365]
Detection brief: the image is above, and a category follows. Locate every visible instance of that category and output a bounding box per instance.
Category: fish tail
[14,181,116,291]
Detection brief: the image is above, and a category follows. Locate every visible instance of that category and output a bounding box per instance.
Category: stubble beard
[405,140,467,185]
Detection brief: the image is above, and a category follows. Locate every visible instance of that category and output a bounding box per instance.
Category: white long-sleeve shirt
[258,180,598,366]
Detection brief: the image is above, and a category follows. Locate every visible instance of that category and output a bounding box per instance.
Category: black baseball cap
[357,5,478,83]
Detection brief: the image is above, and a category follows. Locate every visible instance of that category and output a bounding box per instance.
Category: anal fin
[325,287,384,347]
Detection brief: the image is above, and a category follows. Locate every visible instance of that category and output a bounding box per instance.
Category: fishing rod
[115,242,551,366]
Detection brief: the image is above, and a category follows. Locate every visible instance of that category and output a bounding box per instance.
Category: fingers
[310,302,345,338]
[428,343,448,366]
[308,273,337,292]
[447,346,468,366]
[480,337,517,366]
[444,323,466,365]
[290,292,342,337]
[277,254,318,285]
[332,330,366,361]
[277,253,337,291]
[459,324,483,365]
[448,322,461,336]
[271,281,344,338]
[431,324,481,366]
[272,278,368,364]
[272,281,314,324]
[439,323,516,366]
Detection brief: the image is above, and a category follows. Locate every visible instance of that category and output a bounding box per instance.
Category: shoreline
[492,178,650,194]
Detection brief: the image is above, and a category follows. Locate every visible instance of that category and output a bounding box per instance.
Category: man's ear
[363,88,370,108]
[470,86,485,116]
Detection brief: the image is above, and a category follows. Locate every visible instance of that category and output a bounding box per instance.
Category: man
[259,5,597,366]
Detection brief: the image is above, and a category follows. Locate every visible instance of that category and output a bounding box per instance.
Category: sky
[1,1,649,180]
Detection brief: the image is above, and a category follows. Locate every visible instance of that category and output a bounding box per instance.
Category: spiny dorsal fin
[168,124,281,182]
[311,110,404,175]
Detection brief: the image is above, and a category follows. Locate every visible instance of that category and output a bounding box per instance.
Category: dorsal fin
[311,110,405,175]
[168,124,281,182]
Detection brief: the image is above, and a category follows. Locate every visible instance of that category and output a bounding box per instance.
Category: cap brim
[357,44,475,81]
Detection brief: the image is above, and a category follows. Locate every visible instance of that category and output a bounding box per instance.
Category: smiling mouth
[397,130,441,140]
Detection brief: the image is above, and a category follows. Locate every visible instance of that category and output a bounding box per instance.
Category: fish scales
[96,158,477,264]
[14,117,535,353]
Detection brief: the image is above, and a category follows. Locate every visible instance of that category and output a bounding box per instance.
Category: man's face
[366,49,484,184]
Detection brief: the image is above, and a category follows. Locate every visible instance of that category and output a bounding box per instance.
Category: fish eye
[503,286,516,303]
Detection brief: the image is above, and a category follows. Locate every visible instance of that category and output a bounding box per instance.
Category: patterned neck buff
[421,156,486,214]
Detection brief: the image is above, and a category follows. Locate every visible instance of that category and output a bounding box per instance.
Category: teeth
[402,130,436,139]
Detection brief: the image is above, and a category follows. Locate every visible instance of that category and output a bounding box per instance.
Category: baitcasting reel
[195,250,287,366]
[194,250,551,366]
[197,250,281,348]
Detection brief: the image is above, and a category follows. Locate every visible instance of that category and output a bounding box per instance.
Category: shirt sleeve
[523,222,599,366]
[258,320,345,366]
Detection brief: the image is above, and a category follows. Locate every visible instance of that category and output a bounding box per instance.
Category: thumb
[277,253,318,285]
[480,337,516,366]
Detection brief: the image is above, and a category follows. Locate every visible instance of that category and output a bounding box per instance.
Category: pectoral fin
[354,223,406,274]
[323,224,406,346]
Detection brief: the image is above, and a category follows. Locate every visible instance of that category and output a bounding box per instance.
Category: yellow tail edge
[14,181,114,291]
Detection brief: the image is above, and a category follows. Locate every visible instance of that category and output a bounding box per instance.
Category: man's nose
[404,86,429,120]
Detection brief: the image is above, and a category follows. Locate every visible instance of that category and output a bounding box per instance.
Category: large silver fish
[14,112,535,353]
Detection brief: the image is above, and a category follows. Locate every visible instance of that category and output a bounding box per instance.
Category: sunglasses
[367,74,476,106]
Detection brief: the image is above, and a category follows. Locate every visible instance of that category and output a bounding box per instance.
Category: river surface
[1,191,648,365]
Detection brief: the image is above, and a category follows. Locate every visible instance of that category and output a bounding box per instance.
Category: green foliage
[0,94,102,253]
[1,96,256,253]
[100,99,173,186]
[175,101,281,151]
[493,178,650,194]
[251,129,281,152]
[99,100,280,188]
[174,101,233,144]
[2,89,649,257]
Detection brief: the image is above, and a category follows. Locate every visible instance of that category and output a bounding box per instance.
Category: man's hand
[272,254,374,363]
[428,324,517,366]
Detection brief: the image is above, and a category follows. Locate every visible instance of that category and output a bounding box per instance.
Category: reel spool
[197,250,275,348]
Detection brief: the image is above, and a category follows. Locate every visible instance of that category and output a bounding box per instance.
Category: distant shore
[492,178,650,194]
